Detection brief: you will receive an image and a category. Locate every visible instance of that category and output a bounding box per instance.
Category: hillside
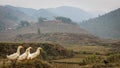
[14,6,56,20]
[0,5,97,31]
[0,5,34,30]
[0,5,103,46]
[18,21,88,34]
[12,33,101,46]
[0,20,101,46]
[80,8,120,39]
[0,21,90,42]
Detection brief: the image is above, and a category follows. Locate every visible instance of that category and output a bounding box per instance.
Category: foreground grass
[0,42,74,59]
[0,42,120,68]
[0,59,51,68]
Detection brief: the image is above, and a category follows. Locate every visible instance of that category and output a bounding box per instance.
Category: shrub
[82,55,102,65]
[107,54,120,62]
[37,28,41,35]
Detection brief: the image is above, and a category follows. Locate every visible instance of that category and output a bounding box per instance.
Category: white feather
[17,47,32,61]
[7,46,23,60]
[27,47,42,60]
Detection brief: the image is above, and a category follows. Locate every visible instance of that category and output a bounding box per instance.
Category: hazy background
[0,0,120,39]
[0,0,120,14]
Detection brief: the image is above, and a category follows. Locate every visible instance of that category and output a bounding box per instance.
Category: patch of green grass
[82,55,102,65]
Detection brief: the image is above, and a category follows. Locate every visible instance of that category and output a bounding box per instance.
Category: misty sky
[0,0,120,13]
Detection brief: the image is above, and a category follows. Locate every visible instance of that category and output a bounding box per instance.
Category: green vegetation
[20,21,30,27]
[82,55,102,64]
[107,54,120,63]
[55,16,73,24]
[17,20,30,29]
[38,17,47,23]
[37,28,41,35]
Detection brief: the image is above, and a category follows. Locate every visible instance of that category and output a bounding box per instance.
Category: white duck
[17,47,32,61]
[27,47,42,60]
[7,46,23,60]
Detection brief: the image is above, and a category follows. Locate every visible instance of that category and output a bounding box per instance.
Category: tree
[20,21,30,27]
[37,28,41,35]
[38,17,47,23]
[55,16,73,24]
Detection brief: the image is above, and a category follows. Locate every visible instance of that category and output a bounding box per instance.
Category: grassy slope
[80,8,120,39]
[0,42,74,59]
[0,21,89,42]
[13,33,101,46]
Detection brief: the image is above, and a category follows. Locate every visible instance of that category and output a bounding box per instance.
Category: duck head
[18,46,24,49]
[27,47,32,50]
[26,47,32,52]
[37,47,42,51]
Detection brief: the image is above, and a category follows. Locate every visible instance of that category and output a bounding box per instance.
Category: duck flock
[7,46,42,61]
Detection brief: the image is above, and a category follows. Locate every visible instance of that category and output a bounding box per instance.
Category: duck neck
[36,49,40,55]
[27,50,30,54]
[17,48,21,54]
[25,49,29,54]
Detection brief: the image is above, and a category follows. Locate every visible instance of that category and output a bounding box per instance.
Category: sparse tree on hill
[55,16,73,24]
[37,28,41,35]
[16,20,30,29]
[38,17,47,23]
[20,21,30,27]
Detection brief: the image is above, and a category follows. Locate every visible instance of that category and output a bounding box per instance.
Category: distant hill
[0,5,34,30]
[80,8,120,39]
[13,6,56,20]
[33,9,56,20]
[5,5,95,22]
[0,5,102,45]
[0,5,97,30]
[47,6,95,22]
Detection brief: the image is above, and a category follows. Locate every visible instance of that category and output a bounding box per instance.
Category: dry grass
[0,59,51,68]
[65,45,111,55]
[52,63,81,68]
[53,58,83,63]
[50,45,120,68]
[0,42,119,68]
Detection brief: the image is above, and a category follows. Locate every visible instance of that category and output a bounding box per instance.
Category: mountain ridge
[80,8,120,39]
